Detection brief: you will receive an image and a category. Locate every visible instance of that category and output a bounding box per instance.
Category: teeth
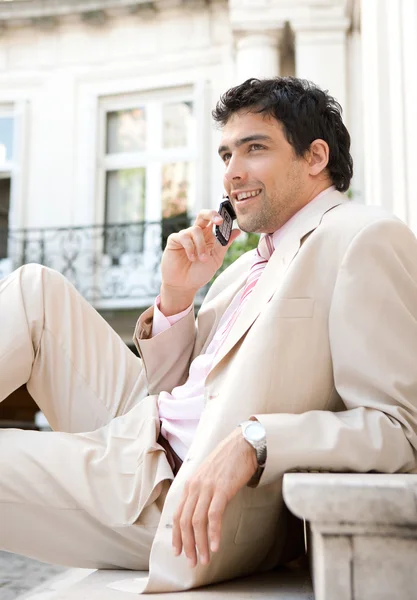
[237,189,261,201]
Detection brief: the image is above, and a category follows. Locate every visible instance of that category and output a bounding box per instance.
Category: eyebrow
[218,134,273,156]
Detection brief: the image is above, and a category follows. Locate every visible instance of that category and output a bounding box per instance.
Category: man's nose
[224,155,247,184]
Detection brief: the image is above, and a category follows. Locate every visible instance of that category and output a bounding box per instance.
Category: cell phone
[214,197,237,246]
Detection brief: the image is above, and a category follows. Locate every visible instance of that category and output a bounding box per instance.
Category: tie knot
[257,234,274,261]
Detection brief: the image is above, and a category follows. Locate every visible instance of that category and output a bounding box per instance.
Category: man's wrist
[159,284,196,317]
[239,420,267,467]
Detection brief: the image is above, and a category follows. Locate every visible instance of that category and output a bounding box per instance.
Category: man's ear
[307,139,329,176]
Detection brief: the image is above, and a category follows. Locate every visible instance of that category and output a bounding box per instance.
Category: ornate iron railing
[0,215,196,308]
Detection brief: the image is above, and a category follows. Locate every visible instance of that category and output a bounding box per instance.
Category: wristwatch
[239,420,267,486]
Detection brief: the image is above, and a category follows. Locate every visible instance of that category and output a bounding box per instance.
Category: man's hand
[160,210,240,316]
[172,427,258,567]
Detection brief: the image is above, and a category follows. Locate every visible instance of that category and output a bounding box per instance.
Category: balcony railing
[0,216,198,309]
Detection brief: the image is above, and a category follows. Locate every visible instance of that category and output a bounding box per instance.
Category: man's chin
[236,220,267,235]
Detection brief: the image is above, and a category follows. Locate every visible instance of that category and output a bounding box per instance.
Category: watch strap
[239,420,267,468]
[247,465,265,488]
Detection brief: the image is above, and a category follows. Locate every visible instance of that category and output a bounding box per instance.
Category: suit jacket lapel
[209,194,346,373]
[210,237,300,372]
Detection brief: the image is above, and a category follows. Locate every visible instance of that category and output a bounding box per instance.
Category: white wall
[361,0,417,229]
[0,2,234,229]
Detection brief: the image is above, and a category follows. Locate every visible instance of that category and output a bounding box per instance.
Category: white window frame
[0,100,28,233]
[97,85,198,226]
[0,102,27,273]
[0,105,14,178]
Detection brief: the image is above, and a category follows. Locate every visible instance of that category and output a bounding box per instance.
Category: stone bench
[283,472,417,600]
[18,472,417,600]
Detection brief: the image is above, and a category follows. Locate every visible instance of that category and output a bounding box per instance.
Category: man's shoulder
[324,200,398,229]
[315,200,417,266]
[319,200,408,243]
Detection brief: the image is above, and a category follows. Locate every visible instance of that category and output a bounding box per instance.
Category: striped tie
[217,233,275,346]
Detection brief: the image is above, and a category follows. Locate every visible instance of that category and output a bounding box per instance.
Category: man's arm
[133,209,240,395]
[172,217,417,565]
[254,217,417,485]
[134,303,197,395]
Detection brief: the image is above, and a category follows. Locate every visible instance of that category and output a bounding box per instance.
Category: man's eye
[222,153,231,162]
[249,144,264,151]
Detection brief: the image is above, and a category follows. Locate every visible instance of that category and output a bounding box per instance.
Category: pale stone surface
[353,536,417,600]
[312,534,352,600]
[283,473,417,525]
[0,551,67,600]
[283,473,417,600]
[15,565,314,599]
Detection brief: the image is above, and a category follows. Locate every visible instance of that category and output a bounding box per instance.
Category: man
[1,77,417,593]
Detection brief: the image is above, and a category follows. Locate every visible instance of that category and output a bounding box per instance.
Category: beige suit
[134,191,417,592]
[1,190,417,591]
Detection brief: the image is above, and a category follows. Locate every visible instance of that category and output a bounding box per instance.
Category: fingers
[172,492,187,558]
[192,493,212,565]
[194,210,222,229]
[172,484,228,568]
[188,227,210,261]
[173,486,199,567]
[168,208,240,262]
[171,227,211,262]
[207,492,228,553]
[170,231,198,262]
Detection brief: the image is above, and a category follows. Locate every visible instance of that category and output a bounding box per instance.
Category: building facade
[0,0,416,339]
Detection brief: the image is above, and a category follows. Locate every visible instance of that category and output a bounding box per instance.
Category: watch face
[245,422,265,442]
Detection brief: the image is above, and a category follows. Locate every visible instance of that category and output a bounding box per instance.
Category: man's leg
[0,263,148,430]
[0,264,173,568]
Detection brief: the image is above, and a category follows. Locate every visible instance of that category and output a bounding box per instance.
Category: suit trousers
[0,264,173,569]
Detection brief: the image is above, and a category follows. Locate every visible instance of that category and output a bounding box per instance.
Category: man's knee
[9,264,76,314]
[17,263,68,290]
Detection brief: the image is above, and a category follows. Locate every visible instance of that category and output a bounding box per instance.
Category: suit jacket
[131,190,417,593]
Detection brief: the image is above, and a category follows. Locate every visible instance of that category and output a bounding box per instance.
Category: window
[99,88,196,257]
[0,109,14,260]
[0,115,14,166]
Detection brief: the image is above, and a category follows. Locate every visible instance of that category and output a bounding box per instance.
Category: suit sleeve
[254,218,417,487]
[133,304,197,395]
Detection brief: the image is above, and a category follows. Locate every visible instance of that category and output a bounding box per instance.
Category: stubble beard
[237,191,289,234]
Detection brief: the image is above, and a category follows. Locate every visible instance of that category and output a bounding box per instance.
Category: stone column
[346,0,364,201]
[361,0,417,228]
[292,18,350,118]
[234,30,281,84]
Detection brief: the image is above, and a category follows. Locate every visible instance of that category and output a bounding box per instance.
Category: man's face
[218,110,310,234]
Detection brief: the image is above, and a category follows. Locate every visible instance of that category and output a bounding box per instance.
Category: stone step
[16,563,313,599]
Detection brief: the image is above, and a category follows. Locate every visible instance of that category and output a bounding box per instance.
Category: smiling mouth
[235,189,262,202]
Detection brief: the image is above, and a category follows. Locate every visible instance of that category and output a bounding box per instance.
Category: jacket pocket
[234,505,278,545]
[274,298,314,318]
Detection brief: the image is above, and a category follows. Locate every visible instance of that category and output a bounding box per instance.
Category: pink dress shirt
[153,186,336,460]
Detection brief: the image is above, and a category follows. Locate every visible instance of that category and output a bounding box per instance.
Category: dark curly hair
[212,77,353,192]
